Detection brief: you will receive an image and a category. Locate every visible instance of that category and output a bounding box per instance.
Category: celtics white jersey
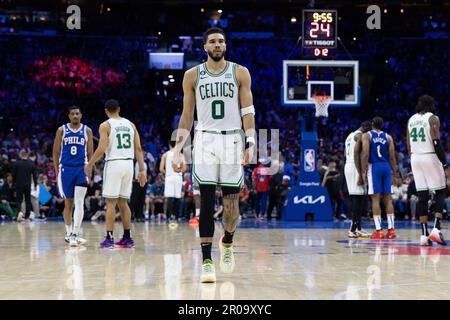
[408,112,434,154]
[105,118,135,161]
[165,150,182,178]
[345,130,362,163]
[195,61,241,131]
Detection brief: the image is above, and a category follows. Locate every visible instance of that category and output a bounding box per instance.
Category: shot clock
[302,9,337,57]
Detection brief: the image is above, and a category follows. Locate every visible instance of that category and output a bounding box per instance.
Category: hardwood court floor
[0,219,449,300]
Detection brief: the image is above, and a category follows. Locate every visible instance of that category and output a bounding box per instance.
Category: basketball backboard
[282,60,360,108]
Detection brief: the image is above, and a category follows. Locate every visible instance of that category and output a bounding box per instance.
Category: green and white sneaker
[219,237,235,274]
[201,259,216,283]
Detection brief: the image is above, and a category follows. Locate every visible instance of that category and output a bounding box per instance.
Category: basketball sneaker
[189,216,199,225]
[99,237,115,249]
[17,211,24,223]
[69,234,79,247]
[348,230,359,238]
[386,228,397,239]
[201,259,216,283]
[69,234,87,246]
[356,229,371,238]
[77,237,87,245]
[219,236,235,273]
[65,232,71,244]
[114,237,135,248]
[429,228,447,245]
[420,235,432,246]
[371,229,385,239]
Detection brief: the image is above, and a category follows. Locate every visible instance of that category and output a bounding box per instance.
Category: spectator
[279,175,292,212]
[239,183,250,219]
[0,173,17,219]
[130,159,148,222]
[13,150,37,222]
[266,160,284,220]
[283,157,297,186]
[252,159,271,220]
[150,174,165,220]
[322,161,344,220]
[182,173,195,220]
[392,178,407,219]
[86,178,104,221]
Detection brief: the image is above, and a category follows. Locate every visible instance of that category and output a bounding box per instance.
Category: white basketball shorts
[102,159,134,199]
[344,162,366,195]
[192,130,244,187]
[164,175,183,198]
[411,153,446,191]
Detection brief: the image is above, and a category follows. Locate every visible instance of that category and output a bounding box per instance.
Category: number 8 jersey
[195,61,242,131]
[105,118,135,161]
[60,123,88,166]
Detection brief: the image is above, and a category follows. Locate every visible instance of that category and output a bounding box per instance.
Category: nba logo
[304,149,315,172]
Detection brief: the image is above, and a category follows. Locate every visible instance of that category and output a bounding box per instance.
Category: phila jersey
[60,123,88,166]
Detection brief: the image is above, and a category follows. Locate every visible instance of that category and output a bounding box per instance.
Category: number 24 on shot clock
[302,9,338,49]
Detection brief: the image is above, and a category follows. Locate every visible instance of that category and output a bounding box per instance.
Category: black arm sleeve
[433,139,448,168]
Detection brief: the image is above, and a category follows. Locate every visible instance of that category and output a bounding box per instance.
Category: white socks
[195,208,200,217]
[65,224,72,235]
[72,186,87,235]
[374,215,382,230]
[387,214,395,230]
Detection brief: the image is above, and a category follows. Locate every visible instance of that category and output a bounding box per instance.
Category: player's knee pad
[433,189,446,213]
[199,184,216,238]
[417,191,429,217]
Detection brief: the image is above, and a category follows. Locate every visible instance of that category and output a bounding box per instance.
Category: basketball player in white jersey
[159,140,187,225]
[406,95,450,246]
[84,99,147,249]
[344,121,372,238]
[172,27,256,283]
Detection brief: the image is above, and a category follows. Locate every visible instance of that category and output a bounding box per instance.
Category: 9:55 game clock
[302,9,338,49]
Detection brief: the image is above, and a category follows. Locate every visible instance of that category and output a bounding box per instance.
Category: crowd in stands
[0,4,449,222]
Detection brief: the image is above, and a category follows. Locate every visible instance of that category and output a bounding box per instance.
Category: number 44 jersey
[106,118,135,161]
[407,112,435,154]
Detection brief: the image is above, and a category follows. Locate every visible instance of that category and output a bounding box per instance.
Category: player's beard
[207,49,225,62]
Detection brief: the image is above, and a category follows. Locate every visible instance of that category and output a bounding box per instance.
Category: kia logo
[294,195,325,204]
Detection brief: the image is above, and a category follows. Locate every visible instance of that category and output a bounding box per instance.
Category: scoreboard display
[302,9,338,49]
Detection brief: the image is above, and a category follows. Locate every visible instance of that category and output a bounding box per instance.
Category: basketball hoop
[313,95,331,118]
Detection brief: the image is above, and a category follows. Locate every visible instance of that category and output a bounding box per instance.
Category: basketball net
[312,95,331,118]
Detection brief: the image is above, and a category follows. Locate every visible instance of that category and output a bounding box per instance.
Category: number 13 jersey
[194,61,242,131]
[106,118,135,161]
